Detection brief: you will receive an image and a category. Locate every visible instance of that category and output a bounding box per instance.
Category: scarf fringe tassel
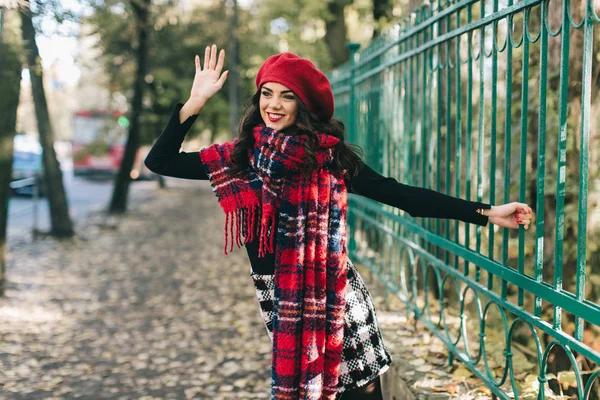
[258,211,276,258]
[224,205,273,256]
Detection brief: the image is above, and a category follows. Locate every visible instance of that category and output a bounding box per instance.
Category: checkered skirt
[250,258,393,394]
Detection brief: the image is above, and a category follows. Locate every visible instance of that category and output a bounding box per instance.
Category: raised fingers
[215,49,225,75]
[216,70,229,88]
[195,54,200,72]
[203,46,210,70]
[209,44,217,69]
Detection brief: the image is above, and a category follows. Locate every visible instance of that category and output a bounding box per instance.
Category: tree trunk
[0,7,23,296]
[324,0,350,68]
[228,0,240,141]
[21,4,74,237]
[157,174,166,189]
[109,0,151,213]
[372,0,392,38]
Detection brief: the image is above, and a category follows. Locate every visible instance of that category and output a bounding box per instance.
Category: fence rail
[330,0,600,397]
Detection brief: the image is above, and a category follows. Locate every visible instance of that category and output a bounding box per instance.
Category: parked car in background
[11,134,46,196]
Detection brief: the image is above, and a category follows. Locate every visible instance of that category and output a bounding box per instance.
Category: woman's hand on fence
[486,202,532,230]
[189,44,229,105]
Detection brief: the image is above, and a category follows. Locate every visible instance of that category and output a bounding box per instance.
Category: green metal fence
[329,0,600,397]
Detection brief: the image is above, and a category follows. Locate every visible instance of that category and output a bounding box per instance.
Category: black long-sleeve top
[145,104,491,275]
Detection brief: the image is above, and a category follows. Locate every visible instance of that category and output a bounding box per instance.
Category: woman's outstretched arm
[143,103,208,180]
[348,164,532,229]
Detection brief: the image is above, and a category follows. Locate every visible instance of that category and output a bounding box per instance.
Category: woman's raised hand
[189,44,229,104]
[486,202,533,230]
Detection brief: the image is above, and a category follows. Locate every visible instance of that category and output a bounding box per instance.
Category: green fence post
[346,42,360,257]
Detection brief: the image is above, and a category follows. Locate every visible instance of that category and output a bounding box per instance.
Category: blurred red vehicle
[71,110,154,180]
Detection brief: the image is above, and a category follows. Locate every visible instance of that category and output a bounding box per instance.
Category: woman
[145,44,532,400]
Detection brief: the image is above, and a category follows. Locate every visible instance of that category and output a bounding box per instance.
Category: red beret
[256,52,334,120]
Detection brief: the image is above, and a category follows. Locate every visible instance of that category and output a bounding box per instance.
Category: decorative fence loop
[471,29,482,60]
[508,12,525,48]
[440,275,463,345]
[544,0,563,36]
[494,18,510,52]
[590,0,600,24]
[568,0,587,28]
[541,342,584,399]
[482,26,495,58]
[583,369,600,397]
[423,263,443,323]
[459,285,484,363]
[507,319,544,397]
[524,6,542,43]
[482,302,510,386]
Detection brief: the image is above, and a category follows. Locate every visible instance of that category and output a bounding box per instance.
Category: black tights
[337,375,384,400]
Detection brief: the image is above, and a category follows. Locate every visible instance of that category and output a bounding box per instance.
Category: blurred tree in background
[0,6,23,296]
[21,0,75,233]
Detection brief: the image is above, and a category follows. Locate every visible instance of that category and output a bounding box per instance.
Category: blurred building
[16,58,78,143]
[74,23,113,113]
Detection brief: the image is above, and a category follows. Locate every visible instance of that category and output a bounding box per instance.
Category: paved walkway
[1,179,271,399]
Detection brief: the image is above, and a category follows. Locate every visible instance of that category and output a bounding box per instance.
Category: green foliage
[26,0,79,36]
[83,0,398,144]
[257,0,340,71]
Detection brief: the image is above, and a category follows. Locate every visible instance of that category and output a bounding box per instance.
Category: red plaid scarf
[200,124,348,399]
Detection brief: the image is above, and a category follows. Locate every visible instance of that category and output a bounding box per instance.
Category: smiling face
[259,82,298,131]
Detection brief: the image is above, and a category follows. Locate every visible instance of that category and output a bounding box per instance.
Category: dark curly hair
[229,88,365,185]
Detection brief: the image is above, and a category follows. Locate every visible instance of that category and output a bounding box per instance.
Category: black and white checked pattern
[250,258,393,394]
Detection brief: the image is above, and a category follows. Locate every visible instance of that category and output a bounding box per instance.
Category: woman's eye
[284,96,294,100]
[261,91,270,96]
